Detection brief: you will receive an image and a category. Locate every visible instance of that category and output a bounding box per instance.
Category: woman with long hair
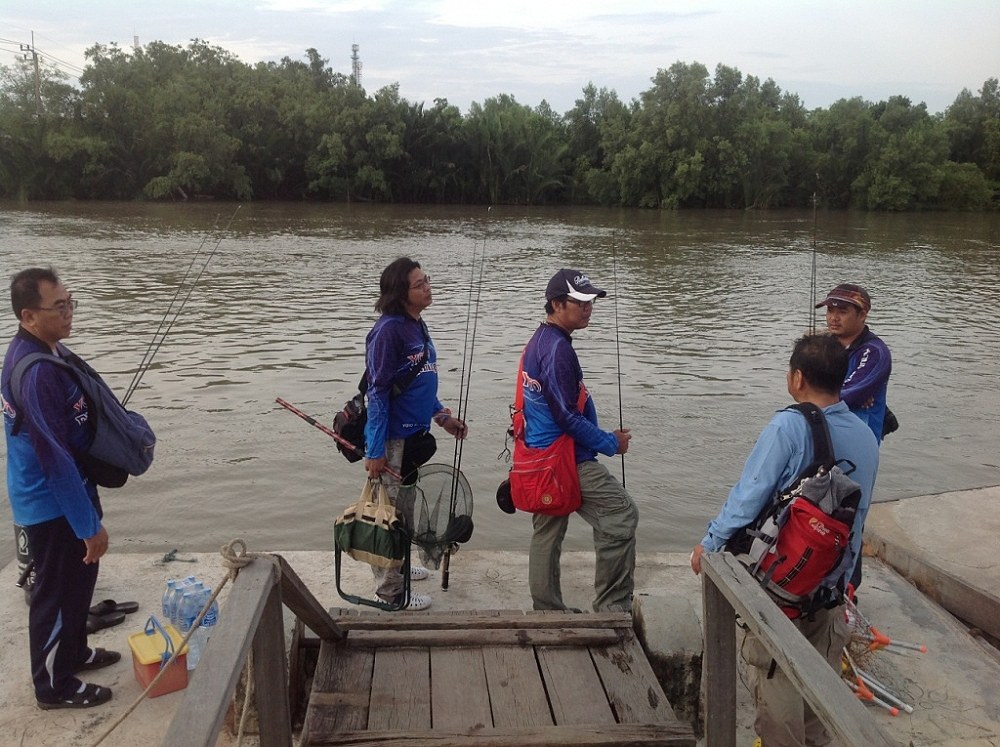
[364,257,468,610]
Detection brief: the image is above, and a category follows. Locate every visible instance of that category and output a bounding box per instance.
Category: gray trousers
[743,605,851,747]
[528,459,638,612]
[371,439,417,601]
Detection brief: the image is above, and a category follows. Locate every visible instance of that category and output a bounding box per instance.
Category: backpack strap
[784,402,835,470]
[9,352,78,436]
[359,319,431,397]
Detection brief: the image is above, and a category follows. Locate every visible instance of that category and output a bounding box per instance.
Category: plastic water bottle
[178,591,201,670]
[187,589,218,670]
[200,589,219,644]
[166,580,187,627]
[168,576,199,627]
[161,579,178,619]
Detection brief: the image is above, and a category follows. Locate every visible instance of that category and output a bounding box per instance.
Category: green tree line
[1,40,997,209]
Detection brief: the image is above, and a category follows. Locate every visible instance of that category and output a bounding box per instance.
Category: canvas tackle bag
[725,403,862,618]
[11,347,156,488]
[334,479,409,570]
[506,354,589,516]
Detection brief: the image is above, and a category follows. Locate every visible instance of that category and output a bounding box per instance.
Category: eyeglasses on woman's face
[410,275,432,290]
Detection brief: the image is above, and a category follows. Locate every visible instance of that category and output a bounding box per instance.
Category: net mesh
[412,463,474,569]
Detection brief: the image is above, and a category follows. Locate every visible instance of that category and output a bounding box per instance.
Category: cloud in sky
[2,0,998,114]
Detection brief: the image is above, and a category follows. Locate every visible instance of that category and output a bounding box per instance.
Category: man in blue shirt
[816,283,892,443]
[521,269,637,612]
[816,282,891,592]
[691,333,879,747]
[2,268,118,710]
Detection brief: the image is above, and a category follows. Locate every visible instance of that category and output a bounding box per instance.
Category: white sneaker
[410,564,430,581]
[404,591,432,611]
[371,591,432,611]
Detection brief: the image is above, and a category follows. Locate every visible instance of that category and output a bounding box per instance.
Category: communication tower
[351,43,362,89]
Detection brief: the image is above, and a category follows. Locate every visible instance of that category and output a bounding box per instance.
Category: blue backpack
[10,346,156,488]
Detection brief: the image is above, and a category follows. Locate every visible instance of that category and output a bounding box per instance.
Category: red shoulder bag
[508,355,588,516]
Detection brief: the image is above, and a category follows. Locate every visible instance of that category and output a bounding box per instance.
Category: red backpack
[726,404,862,619]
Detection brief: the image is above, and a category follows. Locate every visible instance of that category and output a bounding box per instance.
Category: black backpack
[332,324,430,463]
[10,346,156,488]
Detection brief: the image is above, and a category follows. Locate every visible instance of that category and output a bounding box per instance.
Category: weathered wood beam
[164,558,281,746]
[342,627,620,648]
[701,552,901,747]
[306,722,695,746]
[275,554,344,641]
[329,610,632,632]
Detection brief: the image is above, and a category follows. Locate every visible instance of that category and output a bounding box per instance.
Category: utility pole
[20,31,41,115]
[351,43,362,89]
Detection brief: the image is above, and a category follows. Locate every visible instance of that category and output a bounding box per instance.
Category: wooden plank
[307,723,696,746]
[345,627,619,648]
[590,632,680,724]
[275,554,344,641]
[481,646,553,728]
[332,611,632,632]
[368,648,431,730]
[164,559,277,747]
[701,569,737,747]
[252,581,293,747]
[430,648,492,730]
[701,552,901,747]
[300,643,374,745]
[537,646,616,725]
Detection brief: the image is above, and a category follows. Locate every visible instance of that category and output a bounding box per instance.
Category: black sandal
[86,610,126,634]
[37,683,112,710]
[89,599,139,616]
[76,647,122,672]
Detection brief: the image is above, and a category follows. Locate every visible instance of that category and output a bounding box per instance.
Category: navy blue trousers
[25,515,99,701]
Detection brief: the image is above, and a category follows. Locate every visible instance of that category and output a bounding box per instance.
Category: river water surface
[1,203,998,560]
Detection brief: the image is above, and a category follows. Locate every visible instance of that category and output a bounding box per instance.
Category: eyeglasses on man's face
[35,297,78,316]
[565,297,594,308]
[410,275,432,290]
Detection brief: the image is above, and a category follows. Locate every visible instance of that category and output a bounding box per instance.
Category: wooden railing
[700,552,901,747]
[163,555,344,747]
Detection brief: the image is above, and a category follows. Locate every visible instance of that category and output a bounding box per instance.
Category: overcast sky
[2,0,998,116]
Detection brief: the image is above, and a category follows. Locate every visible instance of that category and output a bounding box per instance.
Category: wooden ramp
[300,609,695,747]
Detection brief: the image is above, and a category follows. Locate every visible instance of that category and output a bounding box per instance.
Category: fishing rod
[809,181,818,334]
[611,232,626,487]
[123,204,242,406]
[441,208,490,591]
[275,397,402,480]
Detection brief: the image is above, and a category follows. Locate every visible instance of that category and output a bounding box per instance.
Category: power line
[0,34,86,77]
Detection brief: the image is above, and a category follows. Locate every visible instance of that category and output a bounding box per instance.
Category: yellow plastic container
[128,617,189,697]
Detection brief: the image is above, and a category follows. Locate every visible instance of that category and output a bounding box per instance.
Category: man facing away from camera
[691,333,879,747]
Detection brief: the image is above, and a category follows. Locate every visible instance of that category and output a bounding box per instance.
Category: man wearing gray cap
[815,283,893,443]
[513,269,638,613]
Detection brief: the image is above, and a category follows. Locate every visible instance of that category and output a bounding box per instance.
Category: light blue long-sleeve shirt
[700,400,879,580]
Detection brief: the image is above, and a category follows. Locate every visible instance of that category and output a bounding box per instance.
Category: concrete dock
[0,485,998,746]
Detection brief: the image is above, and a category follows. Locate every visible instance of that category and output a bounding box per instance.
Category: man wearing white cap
[515,269,637,613]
